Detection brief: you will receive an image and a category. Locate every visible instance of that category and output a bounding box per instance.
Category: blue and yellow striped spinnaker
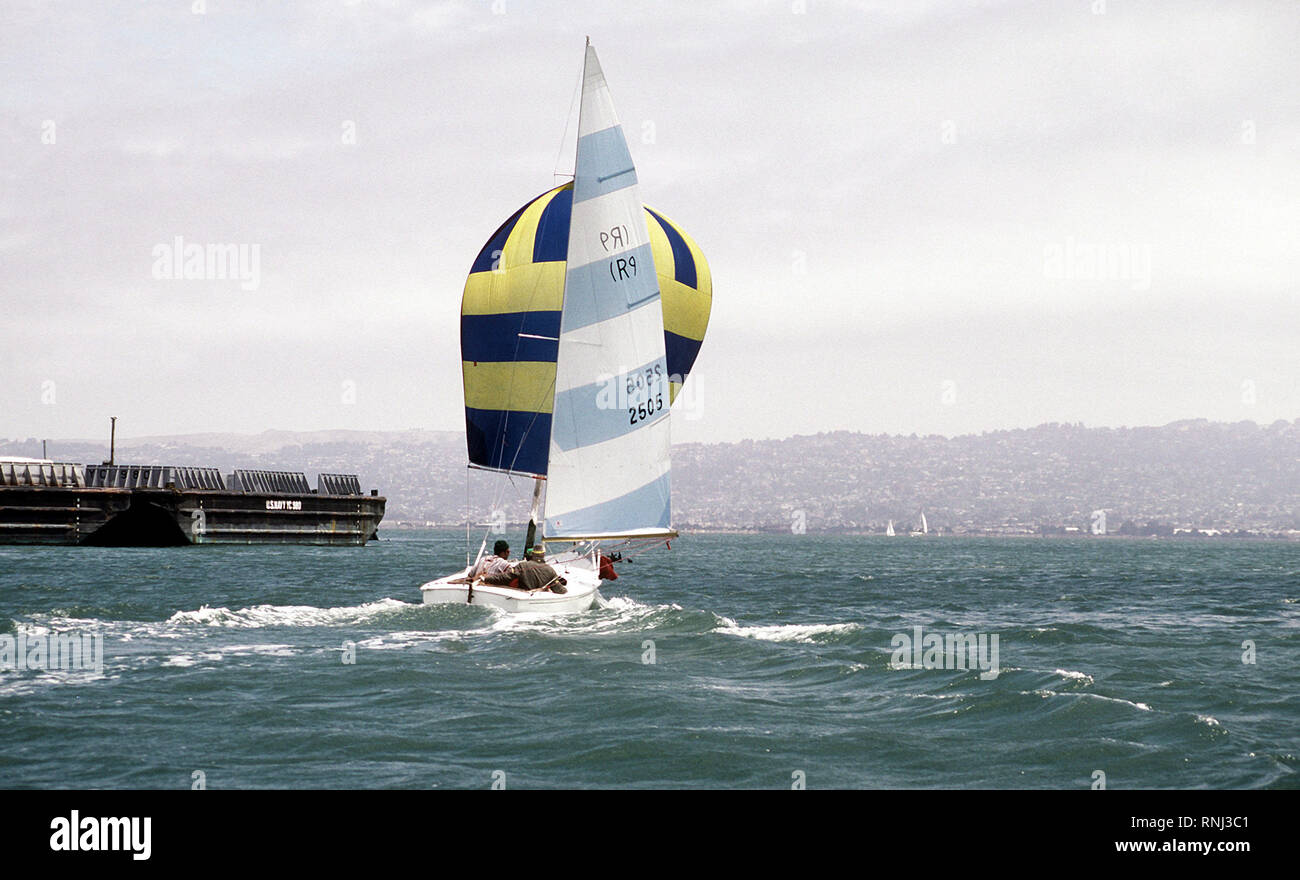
[460,182,710,478]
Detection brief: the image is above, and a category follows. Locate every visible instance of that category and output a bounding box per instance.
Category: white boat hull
[419,553,602,614]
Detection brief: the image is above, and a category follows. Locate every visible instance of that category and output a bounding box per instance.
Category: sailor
[479,555,568,594]
[453,540,511,583]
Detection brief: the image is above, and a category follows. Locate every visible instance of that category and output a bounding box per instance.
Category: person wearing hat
[478,549,568,594]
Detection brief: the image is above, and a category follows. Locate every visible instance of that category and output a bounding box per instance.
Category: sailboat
[420,40,711,613]
[910,511,929,537]
[885,519,895,537]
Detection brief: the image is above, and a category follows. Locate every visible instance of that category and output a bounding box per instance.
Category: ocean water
[1,532,1296,789]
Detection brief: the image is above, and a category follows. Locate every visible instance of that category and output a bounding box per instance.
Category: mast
[524,476,543,553]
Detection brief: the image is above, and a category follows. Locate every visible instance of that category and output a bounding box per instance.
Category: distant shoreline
[379,523,1300,542]
[15,418,1297,539]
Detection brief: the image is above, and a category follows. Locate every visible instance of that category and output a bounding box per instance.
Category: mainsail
[542,42,673,541]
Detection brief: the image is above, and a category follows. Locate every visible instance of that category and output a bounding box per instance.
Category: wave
[13,595,747,656]
[165,598,412,629]
[14,598,429,640]
[485,594,703,637]
[161,652,225,667]
[1053,668,1095,686]
[1020,689,1151,713]
[0,669,116,697]
[1078,692,1152,711]
[713,620,862,644]
[160,643,298,665]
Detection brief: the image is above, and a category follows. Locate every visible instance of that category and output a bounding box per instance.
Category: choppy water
[1,532,1296,788]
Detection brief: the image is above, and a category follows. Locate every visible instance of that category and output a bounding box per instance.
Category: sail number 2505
[629,393,664,425]
[628,363,665,425]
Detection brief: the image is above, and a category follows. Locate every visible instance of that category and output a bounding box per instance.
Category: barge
[0,458,385,546]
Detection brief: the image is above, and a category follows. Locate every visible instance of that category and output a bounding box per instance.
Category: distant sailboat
[885,519,895,537]
[419,40,711,613]
[910,511,929,537]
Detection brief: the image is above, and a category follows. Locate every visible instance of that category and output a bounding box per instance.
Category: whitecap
[165,598,411,630]
[1080,693,1151,711]
[1054,668,1094,685]
[0,668,113,696]
[353,630,482,650]
[226,643,296,657]
[714,621,861,643]
[486,595,685,636]
[161,651,225,667]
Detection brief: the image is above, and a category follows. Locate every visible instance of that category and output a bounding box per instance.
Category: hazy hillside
[673,420,1300,534]
[4,419,1298,535]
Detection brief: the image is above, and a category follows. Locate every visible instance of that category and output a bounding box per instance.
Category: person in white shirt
[453,540,511,583]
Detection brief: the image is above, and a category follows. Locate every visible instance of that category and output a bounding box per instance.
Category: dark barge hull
[0,463,385,547]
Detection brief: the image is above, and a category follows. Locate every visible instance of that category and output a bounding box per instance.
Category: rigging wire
[552,62,582,183]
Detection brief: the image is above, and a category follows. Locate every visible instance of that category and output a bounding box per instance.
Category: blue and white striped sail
[543,42,673,541]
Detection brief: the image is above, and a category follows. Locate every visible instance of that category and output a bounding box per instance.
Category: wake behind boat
[420,39,712,613]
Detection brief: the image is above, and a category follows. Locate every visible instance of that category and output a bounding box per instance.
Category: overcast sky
[2,0,1296,446]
